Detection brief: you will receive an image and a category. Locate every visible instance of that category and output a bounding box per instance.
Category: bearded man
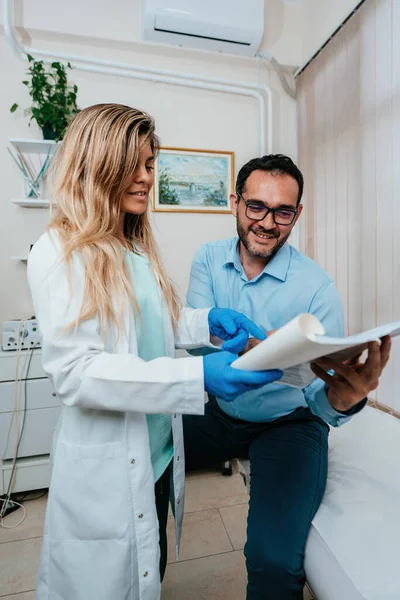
[183,154,391,600]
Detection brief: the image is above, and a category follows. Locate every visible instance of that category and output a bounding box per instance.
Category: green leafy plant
[159,168,180,205]
[10,54,80,140]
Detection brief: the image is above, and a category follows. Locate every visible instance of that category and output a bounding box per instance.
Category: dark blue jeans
[183,397,329,600]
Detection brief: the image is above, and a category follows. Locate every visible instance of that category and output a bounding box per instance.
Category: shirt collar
[223,238,291,282]
[223,239,243,272]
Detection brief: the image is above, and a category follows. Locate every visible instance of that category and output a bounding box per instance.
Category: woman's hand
[203,351,282,402]
[310,336,391,412]
[208,308,266,354]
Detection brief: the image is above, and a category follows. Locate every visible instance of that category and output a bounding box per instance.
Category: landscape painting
[152,147,234,213]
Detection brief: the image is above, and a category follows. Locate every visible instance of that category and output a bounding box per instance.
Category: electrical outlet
[2,319,41,351]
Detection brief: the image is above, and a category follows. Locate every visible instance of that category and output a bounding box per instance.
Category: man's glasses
[237,193,298,226]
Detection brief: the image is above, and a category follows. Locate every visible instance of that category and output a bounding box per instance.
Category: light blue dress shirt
[127,251,174,482]
[187,237,353,427]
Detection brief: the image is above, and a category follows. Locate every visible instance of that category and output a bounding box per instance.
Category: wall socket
[2,319,41,351]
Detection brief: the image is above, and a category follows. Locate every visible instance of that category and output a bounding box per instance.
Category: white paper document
[232,314,400,389]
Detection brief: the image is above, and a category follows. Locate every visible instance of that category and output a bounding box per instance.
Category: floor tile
[219,502,249,550]
[162,550,247,600]
[1,592,36,599]
[0,538,41,596]
[167,509,233,563]
[184,474,248,513]
[0,497,47,543]
[186,466,226,480]
[304,583,316,599]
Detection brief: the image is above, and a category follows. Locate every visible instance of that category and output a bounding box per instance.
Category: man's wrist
[326,387,368,415]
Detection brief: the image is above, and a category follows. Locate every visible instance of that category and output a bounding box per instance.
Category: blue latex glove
[208,308,266,354]
[203,351,282,403]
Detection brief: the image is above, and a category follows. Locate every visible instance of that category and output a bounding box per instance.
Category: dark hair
[235,154,304,206]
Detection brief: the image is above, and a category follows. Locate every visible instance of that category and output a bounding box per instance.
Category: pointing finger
[235,315,266,341]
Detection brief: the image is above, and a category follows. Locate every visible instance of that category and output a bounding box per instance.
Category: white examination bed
[238,406,400,600]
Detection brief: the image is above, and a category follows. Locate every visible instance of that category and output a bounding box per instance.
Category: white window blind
[297,0,400,411]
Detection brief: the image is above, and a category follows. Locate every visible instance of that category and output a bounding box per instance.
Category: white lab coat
[27,232,213,600]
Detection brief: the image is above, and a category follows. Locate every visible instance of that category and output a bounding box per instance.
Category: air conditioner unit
[143,0,265,57]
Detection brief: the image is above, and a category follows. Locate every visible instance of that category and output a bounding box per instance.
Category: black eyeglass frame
[237,192,298,226]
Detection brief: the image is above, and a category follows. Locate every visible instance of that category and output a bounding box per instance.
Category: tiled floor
[0,466,315,599]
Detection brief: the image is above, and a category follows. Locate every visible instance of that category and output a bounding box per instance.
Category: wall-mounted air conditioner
[143,0,265,57]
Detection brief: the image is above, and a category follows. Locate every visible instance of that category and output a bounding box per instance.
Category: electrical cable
[1,322,24,474]
[13,489,48,504]
[0,336,40,530]
[0,321,26,528]
[3,321,25,494]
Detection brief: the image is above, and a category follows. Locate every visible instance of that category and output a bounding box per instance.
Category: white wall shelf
[12,198,52,208]
[9,138,60,154]
[8,140,58,267]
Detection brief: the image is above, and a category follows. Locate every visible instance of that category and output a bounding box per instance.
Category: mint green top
[127,251,173,483]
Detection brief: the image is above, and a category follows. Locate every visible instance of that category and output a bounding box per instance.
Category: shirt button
[138,513,144,519]
[177,498,180,505]
[130,458,135,465]
[143,571,148,577]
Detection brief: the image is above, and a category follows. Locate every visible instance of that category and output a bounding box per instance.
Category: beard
[237,217,291,260]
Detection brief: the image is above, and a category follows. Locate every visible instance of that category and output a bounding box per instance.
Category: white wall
[0,0,300,325]
[299,0,361,69]
[0,0,360,325]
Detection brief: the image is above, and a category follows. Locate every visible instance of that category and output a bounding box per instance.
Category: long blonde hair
[49,103,181,333]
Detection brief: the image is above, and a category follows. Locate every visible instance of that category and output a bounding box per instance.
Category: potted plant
[10,54,80,141]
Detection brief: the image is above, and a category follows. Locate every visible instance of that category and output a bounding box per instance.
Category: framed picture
[152,147,234,213]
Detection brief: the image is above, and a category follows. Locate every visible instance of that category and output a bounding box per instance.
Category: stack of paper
[232,314,400,388]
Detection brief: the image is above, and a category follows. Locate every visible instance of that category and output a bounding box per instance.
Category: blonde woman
[27,104,281,600]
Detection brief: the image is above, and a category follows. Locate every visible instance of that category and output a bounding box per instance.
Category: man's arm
[186,245,218,356]
[186,245,216,309]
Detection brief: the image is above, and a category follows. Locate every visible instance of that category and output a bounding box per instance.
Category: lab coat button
[138,513,144,519]
[130,458,135,465]
[177,498,180,504]
[174,414,177,418]
[143,571,148,577]
[176,456,180,461]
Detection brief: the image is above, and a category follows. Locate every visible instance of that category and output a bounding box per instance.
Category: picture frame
[152,147,234,214]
